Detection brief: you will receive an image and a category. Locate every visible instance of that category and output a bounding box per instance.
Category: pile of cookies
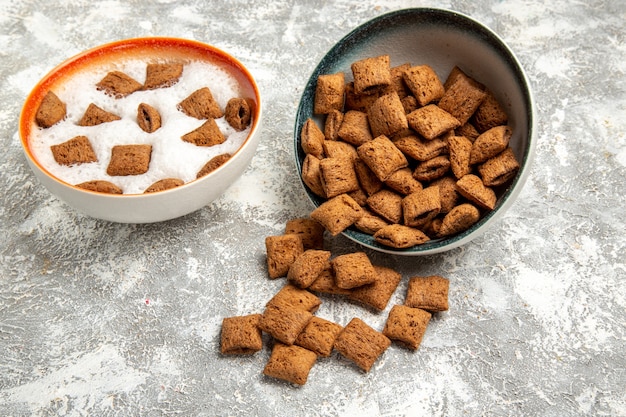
[300,54,521,249]
[220,217,449,385]
[35,62,252,194]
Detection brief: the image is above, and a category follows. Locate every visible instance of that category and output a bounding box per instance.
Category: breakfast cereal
[265,234,304,279]
[263,342,317,385]
[299,56,522,249]
[333,317,391,372]
[348,265,402,311]
[259,303,313,345]
[78,103,120,126]
[136,103,161,133]
[331,252,377,289]
[294,316,343,357]
[383,305,431,350]
[287,249,332,289]
[50,135,97,166]
[220,314,263,355]
[405,275,450,312]
[35,91,67,128]
[30,57,254,195]
[96,71,142,98]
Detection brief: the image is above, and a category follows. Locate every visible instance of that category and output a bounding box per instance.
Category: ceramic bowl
[294,8,536,255]
[19,37,262,223]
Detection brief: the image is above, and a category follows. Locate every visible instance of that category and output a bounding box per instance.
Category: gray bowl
[294,8,536,255]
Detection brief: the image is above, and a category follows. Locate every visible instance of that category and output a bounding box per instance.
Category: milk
[30,59,252,194]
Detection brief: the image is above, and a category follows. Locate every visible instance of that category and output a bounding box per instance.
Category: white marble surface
[1,1,625,416]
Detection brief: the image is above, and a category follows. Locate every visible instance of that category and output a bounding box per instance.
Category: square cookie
[266,283,322,313]
[265,234,304,279]
[259,303,313,345]
[333,317,391,372]
[220,314,263,355]
[263,342,317,385]
[349,265,402,311]
[331,252,377,289]
[383,305,431,350]
[295,316,343,357]
[106,144,152,176]
[405,275,450,312]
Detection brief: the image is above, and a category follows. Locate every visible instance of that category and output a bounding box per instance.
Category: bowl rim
[19,36,263,200]
[293,7,536,255]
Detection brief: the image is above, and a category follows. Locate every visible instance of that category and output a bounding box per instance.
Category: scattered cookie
[349,265,402,311]
[259,303,313,345]
[220,314,263,355]
[405,275,450,312]
[307,267,352,296]
[333,317,391,372]
[294,316,343,357]
[287,249,332,289]
[263,342,317,385]
[331,252,377,290]
[265,234,304,279]
[383,305,431,350]
[284,218,325,250]
[266,284,322,313]
[219,217,456,385]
